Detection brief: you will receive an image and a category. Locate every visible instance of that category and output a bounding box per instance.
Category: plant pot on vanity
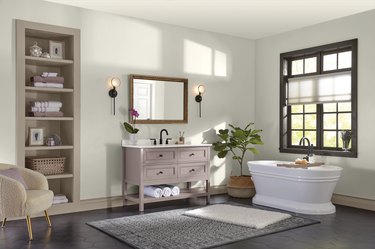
[227,175,256,198]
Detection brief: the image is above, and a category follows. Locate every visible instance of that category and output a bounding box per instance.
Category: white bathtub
[248,160,342,215]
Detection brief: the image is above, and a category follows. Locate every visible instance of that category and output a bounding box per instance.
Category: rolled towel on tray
[144,186,163,198]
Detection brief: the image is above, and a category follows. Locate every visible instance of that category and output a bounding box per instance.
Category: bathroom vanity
[122,142,211,211]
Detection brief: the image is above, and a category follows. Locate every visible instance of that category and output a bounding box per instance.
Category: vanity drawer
[144,149,177,164]
[178,163,207,179]
[178,148,208,162]
[144,165,176,180]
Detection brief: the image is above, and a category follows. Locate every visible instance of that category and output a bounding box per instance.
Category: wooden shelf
[25,86,74,93]
[25,116,74,121]
[125,190,208,204]
[46,173,73,179]
[25,145,73,151]
[25,56,73,66]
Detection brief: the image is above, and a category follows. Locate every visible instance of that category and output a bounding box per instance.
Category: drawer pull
[157,171,164,175]
[159,154,164,158]
[189,169,195,173]
[189,153,195,157]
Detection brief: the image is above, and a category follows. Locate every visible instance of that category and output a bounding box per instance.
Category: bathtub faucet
[299,137,314,161]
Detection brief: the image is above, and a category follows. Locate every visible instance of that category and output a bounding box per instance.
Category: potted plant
[213,123,263,198]
[340,130,352,151]
[123,108,140,144]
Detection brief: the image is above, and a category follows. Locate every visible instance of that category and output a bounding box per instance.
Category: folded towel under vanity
[144,186,163,198]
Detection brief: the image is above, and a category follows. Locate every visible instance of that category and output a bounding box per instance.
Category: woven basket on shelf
[26,156,65,175]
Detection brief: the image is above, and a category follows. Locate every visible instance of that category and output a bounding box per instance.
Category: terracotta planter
[227,175,256,198]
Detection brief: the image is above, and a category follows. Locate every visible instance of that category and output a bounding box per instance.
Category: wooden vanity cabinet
[122,145,211,211]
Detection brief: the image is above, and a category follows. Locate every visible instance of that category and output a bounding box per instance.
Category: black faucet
[159,129,169,144]
[299,136,314,161]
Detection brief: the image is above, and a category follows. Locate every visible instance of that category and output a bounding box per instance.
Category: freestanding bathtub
[248,160,343,215]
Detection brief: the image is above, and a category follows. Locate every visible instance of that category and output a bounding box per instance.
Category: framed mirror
[129,74,188,124]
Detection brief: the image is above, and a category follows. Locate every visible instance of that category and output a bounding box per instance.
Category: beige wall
[255,10,375,200]
[0,0,255,199]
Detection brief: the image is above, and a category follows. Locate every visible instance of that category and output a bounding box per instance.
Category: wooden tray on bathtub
[276,162,325,169]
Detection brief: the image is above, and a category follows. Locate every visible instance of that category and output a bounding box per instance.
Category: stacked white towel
[53,194,68,204]
[29,101,63,117]
[144,186,163,198]
[32,101,62,108]
[41,72,58,77]
[33,82,63,88]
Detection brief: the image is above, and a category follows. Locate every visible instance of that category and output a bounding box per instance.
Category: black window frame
[279,39,358,158]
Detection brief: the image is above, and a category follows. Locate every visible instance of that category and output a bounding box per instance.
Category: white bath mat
[184,204,291,229]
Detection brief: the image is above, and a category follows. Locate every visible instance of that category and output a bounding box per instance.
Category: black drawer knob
[189,153,195,157]
[159,154,164,157]
[189,169,195,173]
[157,171,164,175]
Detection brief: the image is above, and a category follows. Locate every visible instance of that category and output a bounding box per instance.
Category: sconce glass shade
[197,84,206,95]
[110,77,121,88]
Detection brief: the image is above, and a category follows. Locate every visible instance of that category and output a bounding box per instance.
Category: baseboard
[332,194,375,211]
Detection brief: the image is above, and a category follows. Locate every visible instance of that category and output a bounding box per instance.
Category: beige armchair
[0,163,53,240]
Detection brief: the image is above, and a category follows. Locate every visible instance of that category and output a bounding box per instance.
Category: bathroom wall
[0,0,256,199]
[255,10,375,200]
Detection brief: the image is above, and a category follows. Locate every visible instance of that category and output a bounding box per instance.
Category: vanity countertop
[122,139,212,149]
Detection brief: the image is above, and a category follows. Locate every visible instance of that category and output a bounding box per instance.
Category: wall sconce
[195,84,206,118]
[108,77,121,115]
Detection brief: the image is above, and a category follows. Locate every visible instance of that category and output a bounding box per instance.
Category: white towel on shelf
[46,83,63,88]
[41,72,58,77]
[52,194,68,204]
[46,101,63,108]
[33,82,48,87]
[31,107,60,112]
[144,186,163,198]
[160,186,172,197]
[170,185,180,196]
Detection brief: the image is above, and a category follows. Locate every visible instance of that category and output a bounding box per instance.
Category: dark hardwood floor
[1,195,374,249]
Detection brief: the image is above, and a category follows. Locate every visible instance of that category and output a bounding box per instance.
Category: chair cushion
[0,168,28,189]
[25,190,53,215]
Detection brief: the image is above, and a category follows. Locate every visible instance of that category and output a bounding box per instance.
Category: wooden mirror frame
[129,74,188,124]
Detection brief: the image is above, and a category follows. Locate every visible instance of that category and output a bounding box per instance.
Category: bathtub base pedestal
[253,195,336,215]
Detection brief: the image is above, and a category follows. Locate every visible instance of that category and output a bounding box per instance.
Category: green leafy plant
[123,108,140,134]
[213,123,263,176]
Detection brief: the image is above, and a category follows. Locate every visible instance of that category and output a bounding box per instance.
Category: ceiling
[44,0,375,39]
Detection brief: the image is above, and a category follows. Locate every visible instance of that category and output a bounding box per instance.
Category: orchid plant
[123,108,140,134]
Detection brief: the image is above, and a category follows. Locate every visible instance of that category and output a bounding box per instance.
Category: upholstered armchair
[0,163,53,240]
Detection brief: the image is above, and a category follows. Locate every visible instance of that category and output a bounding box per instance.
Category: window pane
[305,131,316,146]
[292,131,303,145]
[305,114,316,129]
[323,103,337,112]
[304,104,316,113]
[291,105,303,113]
[324,131,337,147]
[338,113,351,129]
[338,51,352,69]
[304,57,317,73]
[324,114,337,129]
[292,59,303,75]
[323,53,337,71]
[338,102,351,112]
[291,115,303,129]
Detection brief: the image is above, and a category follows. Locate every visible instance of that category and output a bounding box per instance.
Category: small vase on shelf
[129,133,138,145]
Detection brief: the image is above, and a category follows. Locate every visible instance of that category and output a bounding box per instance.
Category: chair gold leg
[44,210,51,227]
[26,216,33,241]
[1,218,6,228]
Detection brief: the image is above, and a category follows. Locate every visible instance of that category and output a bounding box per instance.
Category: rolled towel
[41,72,58,77]
[161,185,180,196]
[144,186,163,198]
[160,186,172,197]
[170,185,180,196]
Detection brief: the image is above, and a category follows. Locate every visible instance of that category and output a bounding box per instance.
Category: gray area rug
[87,205,319,249]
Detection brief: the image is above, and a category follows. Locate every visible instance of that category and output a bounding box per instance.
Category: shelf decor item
[26,156,65,175]
[340,130,352,151]
[49,40,64,59]
[29,128,44,146]
[29,41,42,57]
